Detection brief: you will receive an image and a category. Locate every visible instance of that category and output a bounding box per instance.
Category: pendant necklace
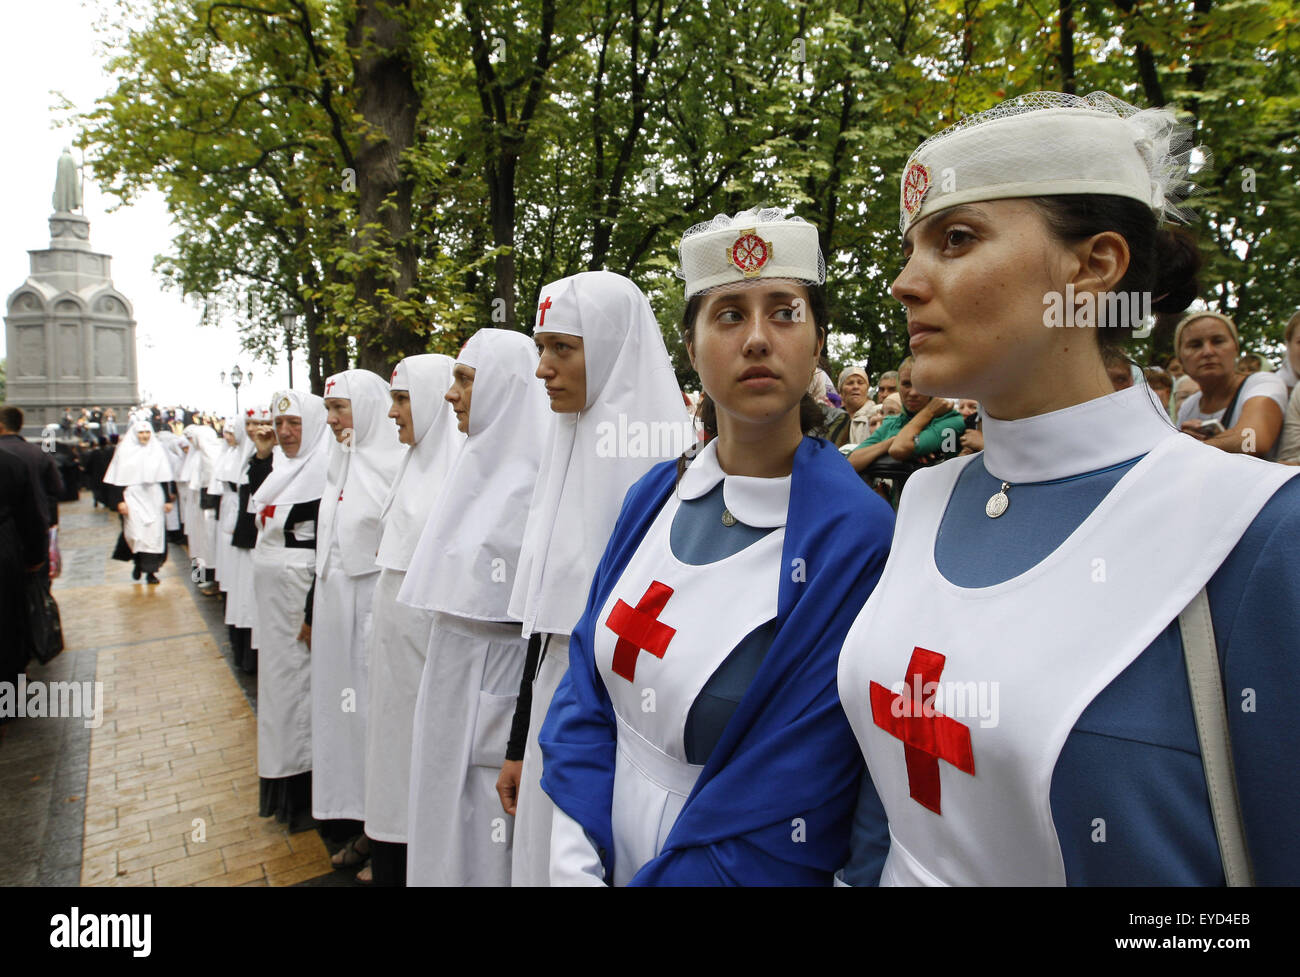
[985,481,1010,519]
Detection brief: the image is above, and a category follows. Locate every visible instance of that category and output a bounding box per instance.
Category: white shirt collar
[981,383,1178,483]
[677,438,791,528]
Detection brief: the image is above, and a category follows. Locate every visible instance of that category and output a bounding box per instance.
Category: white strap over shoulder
[1178,587,1254,886]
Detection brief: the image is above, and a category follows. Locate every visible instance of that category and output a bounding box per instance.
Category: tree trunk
[348,0,421,375]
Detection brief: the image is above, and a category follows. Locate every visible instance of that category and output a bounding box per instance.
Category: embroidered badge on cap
[277,396,291,412]
[902,162,932,224]
[727,229,773,278]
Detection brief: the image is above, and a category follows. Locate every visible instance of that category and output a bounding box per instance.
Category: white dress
[252,506,315,778]
[363,567,435,843]
[406,613,527,885]
[310,528,379,821]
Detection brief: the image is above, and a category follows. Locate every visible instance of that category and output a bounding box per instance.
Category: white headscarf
[508,271,690,636]
[155,430,188,479]
[251,390,330,508]
[375,354,465,572]
[315,369,405,578]
[213,414,253,487]
[398,329,550,620]
[103,421,174,486]
[185,426,224,492]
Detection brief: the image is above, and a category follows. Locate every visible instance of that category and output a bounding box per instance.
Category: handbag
[24,577,65,665]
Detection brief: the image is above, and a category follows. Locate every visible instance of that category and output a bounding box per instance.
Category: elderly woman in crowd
[1175,311,1288,459]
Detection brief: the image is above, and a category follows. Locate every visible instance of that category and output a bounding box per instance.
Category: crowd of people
[3,88,1298,887]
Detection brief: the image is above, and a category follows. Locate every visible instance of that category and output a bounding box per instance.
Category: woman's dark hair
[677,282,829,477]
[1029,195,1202,351]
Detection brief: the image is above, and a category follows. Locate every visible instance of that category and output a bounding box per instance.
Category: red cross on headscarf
[870,647,974,815]
[325,378,337,395]
[605,581,676,682]
[537,295,553,328]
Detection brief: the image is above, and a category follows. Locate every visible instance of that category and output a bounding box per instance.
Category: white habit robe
[364,355,463,844]
[506,271,689,886]
[310,370,403,822]
[251,391,331,781]
[399,329,549,885]
[103,422,174,557]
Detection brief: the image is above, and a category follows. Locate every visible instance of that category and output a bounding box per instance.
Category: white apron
[591,491,783,886]
[364,567,435,843]
[406,613,527,886]
[223,547,258,630]
[122,483,166,554]
[311,550,379,822]
[252,507,315,779]
[213,488,240,584]
[510,633,569,886]
[837,434,1296,885]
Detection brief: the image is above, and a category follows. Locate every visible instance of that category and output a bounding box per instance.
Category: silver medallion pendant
[985,481,1011,519]
[721,509,737,527]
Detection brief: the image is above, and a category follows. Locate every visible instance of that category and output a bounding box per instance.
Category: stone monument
[4,148,139,433]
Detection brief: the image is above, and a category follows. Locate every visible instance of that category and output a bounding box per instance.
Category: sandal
[331,834,370,869]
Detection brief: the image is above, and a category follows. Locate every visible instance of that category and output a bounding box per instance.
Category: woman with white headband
[1173,311,1287,459]
[398,329,550,886]
[103,421,176,584]
[362,354,464,886]
[252,390,331,830]
[838,92,1300,885]
[539,208,895,885]
[499,270,691,887]
[310,370,404,865]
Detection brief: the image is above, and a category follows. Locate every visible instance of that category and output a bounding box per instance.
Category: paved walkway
[2,493,338,886]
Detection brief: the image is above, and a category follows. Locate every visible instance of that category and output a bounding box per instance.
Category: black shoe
[132,565,142,580]
[146,573,160,584]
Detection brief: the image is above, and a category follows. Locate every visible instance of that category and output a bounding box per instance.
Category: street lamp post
[282,311,297,388]
[219,365,246,416]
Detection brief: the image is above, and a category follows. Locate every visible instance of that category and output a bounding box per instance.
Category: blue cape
[539,437,894,884]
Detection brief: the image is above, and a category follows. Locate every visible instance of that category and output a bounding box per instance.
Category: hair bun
[1151,229,1201,314]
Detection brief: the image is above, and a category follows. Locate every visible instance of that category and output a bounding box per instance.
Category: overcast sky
[1,0,307,414]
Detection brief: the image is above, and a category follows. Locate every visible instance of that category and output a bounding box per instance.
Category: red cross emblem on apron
[870,646,974,815]
[605,581,676,682]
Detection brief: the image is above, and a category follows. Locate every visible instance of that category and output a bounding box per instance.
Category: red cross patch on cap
[902,162,932,224]
[727,230,772,278]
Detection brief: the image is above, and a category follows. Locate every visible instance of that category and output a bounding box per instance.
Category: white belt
[615,713,702,798]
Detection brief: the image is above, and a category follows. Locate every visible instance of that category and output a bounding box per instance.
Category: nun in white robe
[180,425,222,577]
[504,271,690,886]
[251,390,330,827]
[103,421,175,578]
[155,430,187,533]
[363,354,464,883]
[311,370,404,823]
[399,328,550,886]
[209,421,244,587]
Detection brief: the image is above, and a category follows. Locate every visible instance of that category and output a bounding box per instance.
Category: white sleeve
[550,807,607,886]
[1238,372,1289,421]
[1279,385,1300,465]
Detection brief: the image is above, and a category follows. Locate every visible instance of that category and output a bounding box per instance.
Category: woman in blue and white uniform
[837,92,1300,886]
[540,208,895,885]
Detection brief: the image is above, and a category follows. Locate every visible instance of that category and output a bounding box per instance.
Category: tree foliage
[76,0,1300,392]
